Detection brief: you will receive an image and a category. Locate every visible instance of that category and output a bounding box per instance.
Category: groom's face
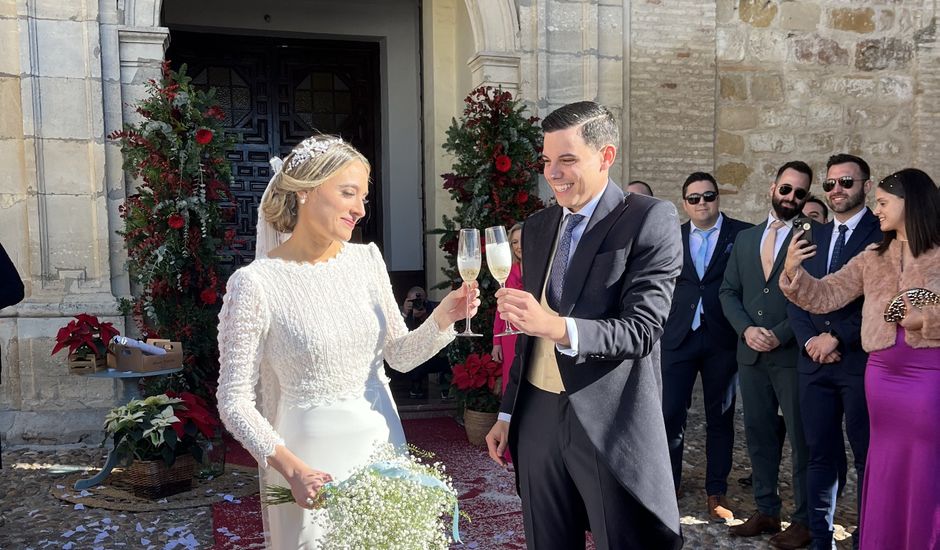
[541,125,615,213]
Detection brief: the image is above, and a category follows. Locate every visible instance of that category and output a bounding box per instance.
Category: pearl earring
[299,195,307,205]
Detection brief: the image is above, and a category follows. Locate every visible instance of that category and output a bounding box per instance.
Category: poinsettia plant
[109,61,236,396]
[431,86,544,373]
[103,391,219,466]
[51,314,120,360]
[451,353,502,413]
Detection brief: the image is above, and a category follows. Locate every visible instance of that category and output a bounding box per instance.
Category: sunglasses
[684,191,718,205]
[777,184,808,200]
[823,176,865,192]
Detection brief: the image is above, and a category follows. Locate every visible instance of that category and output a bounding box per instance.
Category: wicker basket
[463,409,498,446]
[68,354,107,374]
[125,455,196,499]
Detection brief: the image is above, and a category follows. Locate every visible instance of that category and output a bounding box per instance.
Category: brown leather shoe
[728,511,781,537]
[707,494,734,522]
[769,522,812,549]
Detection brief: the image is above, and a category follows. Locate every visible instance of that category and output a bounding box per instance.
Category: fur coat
[780,239,940,352]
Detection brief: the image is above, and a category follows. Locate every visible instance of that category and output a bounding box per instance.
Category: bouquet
[263,444,460,549]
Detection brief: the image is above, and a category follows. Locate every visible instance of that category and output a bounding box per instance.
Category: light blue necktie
[547,213,585,311]
[691,227,717,330]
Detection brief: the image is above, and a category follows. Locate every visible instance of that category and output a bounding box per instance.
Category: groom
[486,101,683,549]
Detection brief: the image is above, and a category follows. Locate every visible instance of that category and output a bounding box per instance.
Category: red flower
[516,190,529,205]
[199,288,218,305]
[166,391,219,439]
[195,129,213,145]
[205,105,225,120]
[167,213,185,229]
[494,154,512,173]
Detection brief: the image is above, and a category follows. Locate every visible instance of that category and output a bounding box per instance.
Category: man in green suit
[719,161,813,549]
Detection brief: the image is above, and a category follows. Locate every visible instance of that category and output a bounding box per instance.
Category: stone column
[2,0,124,445]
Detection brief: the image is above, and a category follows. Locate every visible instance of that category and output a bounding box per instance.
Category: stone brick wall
[714,0,936,222]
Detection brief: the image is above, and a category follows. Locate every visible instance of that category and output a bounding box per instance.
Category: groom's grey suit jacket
[501,182,684,538]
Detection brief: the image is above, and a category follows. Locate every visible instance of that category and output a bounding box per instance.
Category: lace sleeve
[368,244,456,373]
[216,269,284,467]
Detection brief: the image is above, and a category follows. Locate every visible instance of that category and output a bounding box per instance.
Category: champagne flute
[485,226,522,336]
[456,228,483,337]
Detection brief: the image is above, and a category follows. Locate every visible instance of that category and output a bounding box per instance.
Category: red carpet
[211,417,527,549]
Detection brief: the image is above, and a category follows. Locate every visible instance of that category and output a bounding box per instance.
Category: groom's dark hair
[542,101,619,150]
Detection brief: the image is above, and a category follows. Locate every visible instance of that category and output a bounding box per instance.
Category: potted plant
[103,391,219,498]
[51,314,120,373]
[450,353,502,445]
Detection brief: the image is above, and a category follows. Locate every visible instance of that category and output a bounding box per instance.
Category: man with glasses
[662,172,752,522]
[787,154,881,550]
[720,161,813,549]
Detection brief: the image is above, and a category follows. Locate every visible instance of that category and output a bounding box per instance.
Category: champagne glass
[485,226,522,336]
[456,228,482,337]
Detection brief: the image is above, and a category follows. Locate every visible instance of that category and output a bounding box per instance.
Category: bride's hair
[261,135,370,233]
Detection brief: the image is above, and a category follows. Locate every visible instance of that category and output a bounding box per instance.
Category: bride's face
[298,161,369,243]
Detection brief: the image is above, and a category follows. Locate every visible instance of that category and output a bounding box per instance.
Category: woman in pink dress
[780,168,940,550]
[491,223,523,392]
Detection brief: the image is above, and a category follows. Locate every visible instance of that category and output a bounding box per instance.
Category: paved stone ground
[0,380,860,549]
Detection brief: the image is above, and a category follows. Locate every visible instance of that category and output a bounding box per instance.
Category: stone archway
[463,0,522,92]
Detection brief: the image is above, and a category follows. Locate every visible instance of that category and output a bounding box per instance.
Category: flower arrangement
[51,314,120,360]
[451,353,502,413]
[431,86,544,367]
[264,444,460,549]
[109,62,237,395]
[104,391,219,466]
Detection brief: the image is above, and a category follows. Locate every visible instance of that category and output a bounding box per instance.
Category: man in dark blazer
[787,154,881,550]
[486,101,683,549]
[720,160,814,549]
[662,172,753,522]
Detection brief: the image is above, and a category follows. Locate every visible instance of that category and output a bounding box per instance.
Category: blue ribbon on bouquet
[365,461,463,544]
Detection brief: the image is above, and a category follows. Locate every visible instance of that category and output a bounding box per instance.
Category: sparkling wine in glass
[485,226,522,336]
[456,228,482,337]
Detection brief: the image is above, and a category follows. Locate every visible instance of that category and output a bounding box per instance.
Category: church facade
[1,0,938,443]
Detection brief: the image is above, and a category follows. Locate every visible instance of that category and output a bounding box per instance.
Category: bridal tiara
[269,136,346,175]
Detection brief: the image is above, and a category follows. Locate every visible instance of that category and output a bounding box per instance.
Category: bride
[216,135,479,548]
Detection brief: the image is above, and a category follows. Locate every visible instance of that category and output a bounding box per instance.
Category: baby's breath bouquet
[264,444,460,549]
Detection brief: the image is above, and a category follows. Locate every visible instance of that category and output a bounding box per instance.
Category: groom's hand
[496,288,568,346]
[485,420,510,467]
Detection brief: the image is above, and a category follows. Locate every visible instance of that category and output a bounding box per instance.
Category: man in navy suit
[787,154,881,550]
[661,172,752,522]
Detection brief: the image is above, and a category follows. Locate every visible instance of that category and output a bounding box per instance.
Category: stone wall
[713,0,937,221]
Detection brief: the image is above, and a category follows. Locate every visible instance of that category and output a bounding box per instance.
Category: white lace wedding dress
[217,242,455,549]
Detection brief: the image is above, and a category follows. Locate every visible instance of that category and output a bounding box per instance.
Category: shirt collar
[833,207,868,232]
[561,182,607,225]
[691,213,724,233]
[766,212,794,229]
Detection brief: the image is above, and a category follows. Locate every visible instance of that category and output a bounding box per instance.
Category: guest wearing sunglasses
[661,172,753,521]
[781,168,940,550]
[720,160,814,548]
[786,154,882,550]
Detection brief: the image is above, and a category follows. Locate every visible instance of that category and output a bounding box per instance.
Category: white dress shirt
[758,213,794,262]
[826,207,868,267]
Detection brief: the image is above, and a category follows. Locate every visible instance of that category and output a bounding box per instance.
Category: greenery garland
[433,86,544,365]
[109,63,236,396]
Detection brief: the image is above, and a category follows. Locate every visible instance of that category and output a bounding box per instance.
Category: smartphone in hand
[792,217,814,246]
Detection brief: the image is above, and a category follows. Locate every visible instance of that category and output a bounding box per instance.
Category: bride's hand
[784,230,816,278]
[290,465,333,509]
[434,282,481,327]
